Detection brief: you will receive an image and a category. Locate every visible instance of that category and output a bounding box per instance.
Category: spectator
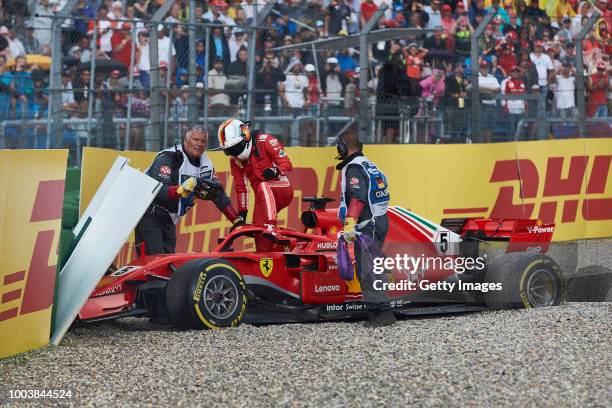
[73,68,91,104]
[29,0,53,47]
[119,67,145,91]
[546,43,562,73]
[336,48,357,73]
[361,0,378,27]
[501,65,527,134]
[109,1,124,20]
[560,42,576,67]
[344,70,358,114]
[440,4,456,39]
[503,11,521,37]
[280,59,309,114]
[209,21,231,69]
[157,25,176,68]
[11,54,33,117]
[478,25,497,59]
[302,63,320,144]
[275,11,298,37]
[551,62,577,120]
[424,0,442,31]
[587,60,609,117]
[234,7,248,27]
[136,30,150,88]
[61,69,77,112]
[487,0,510,24]
[519,50,539,91]
[204,1,235,27]
[22,22,42,55]
[530,40,553,89]
[72,0,96,42]
[5,26,25,58]
[173,25,189,69]
[454,16,473,56]
[0,54,14,120]
[404,42,427,96]
[31,69,48,118]
[95,4,115,57]
[256,52,286,115]
[304,63,320,108]
[419,68,446,112]
[424,26,448,51]
[477,60,500,142]
[376,50,410,143]
[125,3,145,34]
[111,23,134,70]
[208,57,230,113]
[172,85,189,131]
[496,32,518,75]
[555,18,573,43]
[227,46,248,77]
[321,56,345,113]
[442,63,469,141]
[326,0,351,36]
[229,29,247,63]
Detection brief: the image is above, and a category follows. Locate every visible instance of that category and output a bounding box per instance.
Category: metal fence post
[163,25,174,147]
[470,11,495,143]
[575,12,601,138]
[125,23,137,150]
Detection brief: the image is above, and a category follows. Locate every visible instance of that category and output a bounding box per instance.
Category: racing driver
[135,127,244,255]
[217,119,294,251]
[336,131,395,327]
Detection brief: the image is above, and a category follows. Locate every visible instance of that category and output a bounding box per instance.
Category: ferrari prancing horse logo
[260,258,273,277]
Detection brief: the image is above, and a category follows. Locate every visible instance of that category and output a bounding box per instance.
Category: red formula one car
[78,198,565,329]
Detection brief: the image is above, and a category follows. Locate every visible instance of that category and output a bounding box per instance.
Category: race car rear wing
[441,217,555,254]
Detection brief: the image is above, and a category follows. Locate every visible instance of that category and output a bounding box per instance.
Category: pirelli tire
[166,259,247,330]
[483,252,565,310]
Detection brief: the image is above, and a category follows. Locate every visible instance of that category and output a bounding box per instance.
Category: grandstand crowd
[0,0,610,146]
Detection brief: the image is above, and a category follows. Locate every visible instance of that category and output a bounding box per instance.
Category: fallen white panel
[74,156,129,236]
[51,158,161,345]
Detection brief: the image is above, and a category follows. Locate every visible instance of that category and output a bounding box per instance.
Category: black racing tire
[483,252,565,309]
[166,258,247,330]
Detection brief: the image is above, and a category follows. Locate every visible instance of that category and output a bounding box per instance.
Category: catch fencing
[0,1,609,164]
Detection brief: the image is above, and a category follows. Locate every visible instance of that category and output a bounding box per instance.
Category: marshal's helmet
[217,119,252,161]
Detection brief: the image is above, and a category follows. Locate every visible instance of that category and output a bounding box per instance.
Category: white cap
[304,64,316,72]
[196,82,204,89]
[158,24,165,31]
[326,57,338,64]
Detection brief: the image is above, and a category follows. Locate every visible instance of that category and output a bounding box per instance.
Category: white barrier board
[51,157,160,345]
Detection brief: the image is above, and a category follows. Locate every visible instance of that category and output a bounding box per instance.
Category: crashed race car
[78,197,565,329]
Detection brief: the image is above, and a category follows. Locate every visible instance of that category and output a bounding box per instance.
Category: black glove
[195,177,224,201]
[239,210,248,221]
[262,167,280,180]
[230,216,246,232]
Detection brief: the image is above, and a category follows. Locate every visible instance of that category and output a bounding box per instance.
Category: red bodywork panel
[79,207,555,321]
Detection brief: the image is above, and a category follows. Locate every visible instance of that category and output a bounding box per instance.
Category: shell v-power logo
[444,155,612,224]
[0,180,64,322]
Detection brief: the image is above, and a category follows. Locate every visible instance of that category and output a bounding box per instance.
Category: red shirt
[231,133,293,212]
[497,49,517,75]
[111,31,133,68]
[587,72,609,116]
[307,76,320,104]
[361,2,378,23]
